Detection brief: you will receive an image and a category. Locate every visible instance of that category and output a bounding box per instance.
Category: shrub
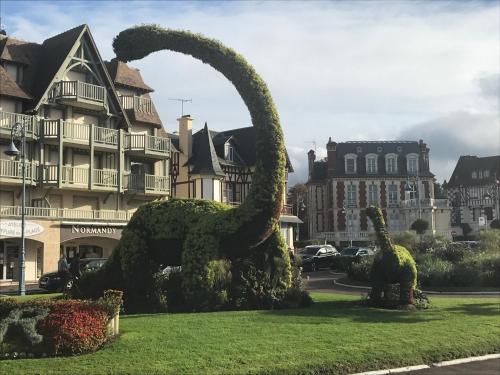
[434,242,468,262]
[417,255,453,287]
[490,219,500,230]
[478,230,500,252]
[411,219,429,235]
[347,256,374,283]
[38,300,108,355]
[0,307,49,346]
[392,231,418,254]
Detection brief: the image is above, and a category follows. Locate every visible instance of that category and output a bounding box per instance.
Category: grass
[3,292,500,374]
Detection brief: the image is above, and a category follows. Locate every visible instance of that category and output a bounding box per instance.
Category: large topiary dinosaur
[77,25,293,312]
[365,206,417,306]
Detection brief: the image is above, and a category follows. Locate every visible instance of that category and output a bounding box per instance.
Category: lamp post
[341,205,352,247]
[295,194,305,242]
[4,122,26,296]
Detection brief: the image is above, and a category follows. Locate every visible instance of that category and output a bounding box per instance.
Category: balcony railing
[0,159,38,182]
[125,173,170,194]
[119,95,154,113]
[94,169,118,188]
[94,126,118,146]
[51,81,106,104]
[42,120,119,147]
[0,205,132,222]
[126,133,170,154]
[0,110,39,137]
[401,198,449,208]
[63,121,89,141]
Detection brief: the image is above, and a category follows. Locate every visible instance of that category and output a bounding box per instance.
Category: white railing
[145,174,169,192]
[51,81,106,104]
[42,119,59,138]
[126,133,170,154]
[0,206,132,222]
[63,121,89,141]
[0,111,38,137]
[94,127,118,146]
[0,159,38,181]
[401,198,449,208]
[94,169,118,188]
[43,165,58,183]
[119,95,153,113]
[62,166,89,185]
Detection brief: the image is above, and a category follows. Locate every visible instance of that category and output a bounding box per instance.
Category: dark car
[340,246,375,258]
[38,258,107,292]
[298,245,340,272]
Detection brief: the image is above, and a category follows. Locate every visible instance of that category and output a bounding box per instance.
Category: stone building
[306,138,451,245]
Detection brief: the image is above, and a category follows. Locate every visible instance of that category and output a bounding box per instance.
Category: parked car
[298,245,340,272]
[340,247,375,258]
[38,258,107,292]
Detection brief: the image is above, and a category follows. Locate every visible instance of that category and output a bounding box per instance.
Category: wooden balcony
[0,111,39,140]
[42,165,118,191]
[50,81,107,111]
[0,205,132,222]
[125,133,170,159]
[0,159,38,186]
[124,173,170,195]
[42,120,119,150]
[119,95,153,113]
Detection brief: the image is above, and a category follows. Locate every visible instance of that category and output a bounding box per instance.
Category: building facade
[0,25,170,282]
[168,115,301,249]
[444,155,500,234]
[306,139,451,245]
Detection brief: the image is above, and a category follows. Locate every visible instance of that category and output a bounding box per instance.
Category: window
[385,154,397,174]
[407,154,418,174]
[347,184,357,206]
[223,183,233,203]
[347,213,358,231]
[368,184,378,204]
[472,171,477,179]
[388,213,399,231]
[388,184,398,205]
[345,154,357,174]
[224,143,234,161]
[366,154,377,174]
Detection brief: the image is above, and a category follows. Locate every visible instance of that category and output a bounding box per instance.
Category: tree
[410,219,429,235]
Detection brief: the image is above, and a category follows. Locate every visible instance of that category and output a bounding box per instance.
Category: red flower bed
[38,300,108,355]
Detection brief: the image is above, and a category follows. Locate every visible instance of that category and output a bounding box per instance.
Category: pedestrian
[70,253,81,280]
[58,254,69,272]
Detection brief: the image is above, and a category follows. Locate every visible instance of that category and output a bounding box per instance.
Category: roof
[106,59,154,93]
[0,35,41,65]
[123,94,162,127]
[309,161,327,183]
[0,65,31,99]
[168,132,180,152]
[31,24,87,106]
[188,123,225,176]
[446,155,500,188]
[331,141,434,178]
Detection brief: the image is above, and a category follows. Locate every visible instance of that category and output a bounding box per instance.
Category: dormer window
[356,146,362,153]
[407,154,419,174]
[385,154,398,174]
[366,154,377,174]
[345,154,357,174]
[224,142,234,161]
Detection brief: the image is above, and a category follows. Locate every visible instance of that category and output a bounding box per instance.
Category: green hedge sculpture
[365,206,417,306]
[77,25,292,312]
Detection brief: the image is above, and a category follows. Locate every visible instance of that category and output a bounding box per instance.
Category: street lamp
[4,122,27,296]
[341,205,352,247]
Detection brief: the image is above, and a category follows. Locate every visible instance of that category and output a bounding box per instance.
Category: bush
[490,219,500,230]
[0,306,49,347]
[347,256,374,283]
[392,231,418,253]
[411,219,429,235]
[38,300,108,355]
[434,242,468,262]
[478,230,500,252]
[418,255,453,287]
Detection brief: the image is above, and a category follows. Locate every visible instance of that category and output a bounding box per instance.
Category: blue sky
[2,0,499,184]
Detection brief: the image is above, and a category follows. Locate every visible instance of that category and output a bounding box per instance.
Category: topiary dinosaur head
[365,205,385,227]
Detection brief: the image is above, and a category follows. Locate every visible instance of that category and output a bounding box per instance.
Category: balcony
[42,120,119,150]
[0,111,39,139]
[50,81,107,111]
[42,165,118,191]
[120,95,154,113]
[401,198,449,209]
[125,173,170,195]
[0,159,38,186]
[125,133,170,159]
[0,205,132,222]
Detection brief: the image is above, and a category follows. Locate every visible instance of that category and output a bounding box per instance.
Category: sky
[2,0,499,185]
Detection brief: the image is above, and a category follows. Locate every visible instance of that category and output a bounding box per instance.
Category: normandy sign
[0,220,44,238]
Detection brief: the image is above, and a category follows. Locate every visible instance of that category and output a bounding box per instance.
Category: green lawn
[3,293,500,375]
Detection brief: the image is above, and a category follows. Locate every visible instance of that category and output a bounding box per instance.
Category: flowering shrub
[38,300,108,355]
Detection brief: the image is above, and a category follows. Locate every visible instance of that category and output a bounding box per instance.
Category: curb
[331,275,500,296]
[350,353,500,375]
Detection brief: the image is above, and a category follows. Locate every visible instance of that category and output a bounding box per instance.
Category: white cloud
[3,0,499,184]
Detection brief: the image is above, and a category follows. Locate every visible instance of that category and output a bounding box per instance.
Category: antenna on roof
[305,140,317,152]
[168,98,192,116]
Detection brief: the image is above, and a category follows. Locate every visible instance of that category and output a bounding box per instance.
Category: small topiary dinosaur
[365,206,417,307]
[76,25,294,312]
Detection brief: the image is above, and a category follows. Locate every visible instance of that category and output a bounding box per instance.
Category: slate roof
[0,35,41,66]
[188,123,225,176]
[446,155,500,188]
[309,161,327,183]
[331,141,433,178]
[106,59,154,93]
[0,65,31,99]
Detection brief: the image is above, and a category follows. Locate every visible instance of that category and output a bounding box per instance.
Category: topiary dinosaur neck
[367,208,394,252]
[113,26,286,246]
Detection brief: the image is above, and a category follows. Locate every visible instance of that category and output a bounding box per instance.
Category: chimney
[419,139,429,170]
[178,115,193,159]
[326,137,337,177]
[308,149,316,180]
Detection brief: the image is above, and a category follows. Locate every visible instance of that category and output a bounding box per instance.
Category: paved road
[413,358,500,375]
